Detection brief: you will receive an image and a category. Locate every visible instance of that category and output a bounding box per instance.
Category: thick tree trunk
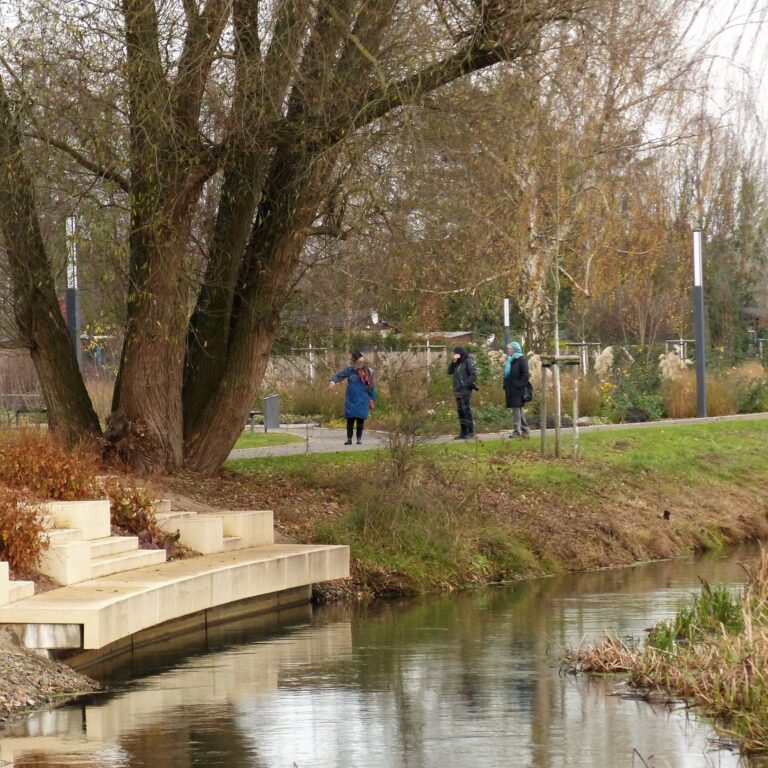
[184,0,311,428]
[110,200,195,471]
[0,80,101,442]
[183,144,338,473]
[184,158,266,429]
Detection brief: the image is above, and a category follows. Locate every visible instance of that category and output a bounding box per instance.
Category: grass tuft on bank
[565,547,768,755]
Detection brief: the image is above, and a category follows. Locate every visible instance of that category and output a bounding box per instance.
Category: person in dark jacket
[503,341,530,438]
[447,345,477,439]
[329,351,377,445]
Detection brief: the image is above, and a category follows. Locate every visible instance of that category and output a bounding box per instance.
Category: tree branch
[329,263,522,296]
[172,0,230,130]
[25,131,130,192]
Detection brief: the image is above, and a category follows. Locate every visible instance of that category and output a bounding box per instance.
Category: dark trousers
[346,417,365,440]
[455,394,474,436]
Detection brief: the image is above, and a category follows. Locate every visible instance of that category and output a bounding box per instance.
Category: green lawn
[227,418,768,493]
[233,431,305,450]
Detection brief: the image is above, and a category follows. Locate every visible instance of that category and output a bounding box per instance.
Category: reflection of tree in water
[118,710,267,768]
[292,554,755,767]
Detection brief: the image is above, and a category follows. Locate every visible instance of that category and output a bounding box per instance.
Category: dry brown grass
[85,374,116,424]
[536,372,602,418]
[662,370,698,418]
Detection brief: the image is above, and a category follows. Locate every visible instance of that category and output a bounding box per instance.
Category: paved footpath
[228,412,768,461]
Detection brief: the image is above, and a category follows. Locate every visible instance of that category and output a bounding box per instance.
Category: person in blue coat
[329,351,377,445]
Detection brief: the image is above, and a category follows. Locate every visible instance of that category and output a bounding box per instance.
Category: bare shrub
[377,358,436,483]
[102,477,187,558]
[0,350,38,394]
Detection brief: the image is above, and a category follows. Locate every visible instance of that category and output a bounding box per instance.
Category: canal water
[1,544,765,767]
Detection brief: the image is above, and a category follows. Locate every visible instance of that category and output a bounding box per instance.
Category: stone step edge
[0,543,350,649]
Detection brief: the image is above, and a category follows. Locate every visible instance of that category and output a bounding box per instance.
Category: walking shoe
[509,431,522,439]
[453,434,466,440]
[344,439,352,445]
[465,433,476,440]
[356,439,362,445]
[521,430,530,439]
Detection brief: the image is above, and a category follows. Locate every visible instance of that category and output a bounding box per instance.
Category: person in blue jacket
[329,351,377,445]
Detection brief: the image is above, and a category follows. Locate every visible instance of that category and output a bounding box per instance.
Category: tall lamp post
[693,229,707,417]
[65,215,82,370]
[503,297,510,348]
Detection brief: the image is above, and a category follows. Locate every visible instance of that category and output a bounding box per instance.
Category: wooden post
[540,365,548,455]
[573,376,580,460]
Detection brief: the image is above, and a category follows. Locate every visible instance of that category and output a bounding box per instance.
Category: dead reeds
[564,548,768,754]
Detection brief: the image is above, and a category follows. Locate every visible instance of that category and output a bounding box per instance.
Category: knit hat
[453,345,466,356]
[351,351,364,361]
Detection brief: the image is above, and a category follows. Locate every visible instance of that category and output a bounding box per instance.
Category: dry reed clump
[564,548,768,754]
[663,362,768,419]
[662,370,737,417]
[564,635,640,674]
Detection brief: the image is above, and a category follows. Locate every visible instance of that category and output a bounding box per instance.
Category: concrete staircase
[153,500,274,555]
[0,498,350,651]
[38,500,166,586]
[0,498,288,597]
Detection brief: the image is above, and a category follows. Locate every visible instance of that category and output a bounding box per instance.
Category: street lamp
[65,215,82,369]
[693,229,707,418]
[503,297,510,348]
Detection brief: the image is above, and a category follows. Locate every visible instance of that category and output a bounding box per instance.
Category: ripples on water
[1,544,765,768]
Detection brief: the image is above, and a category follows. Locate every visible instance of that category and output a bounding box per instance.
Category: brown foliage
[103,478,186,559]
[0,430,100,500]
[0,489,49,578]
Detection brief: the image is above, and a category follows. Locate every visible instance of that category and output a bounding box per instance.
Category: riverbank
[3,418,768,725]
[0,630,98,723]
[170,418,768,598]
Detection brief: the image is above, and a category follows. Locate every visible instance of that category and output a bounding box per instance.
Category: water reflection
[2,545,764,768]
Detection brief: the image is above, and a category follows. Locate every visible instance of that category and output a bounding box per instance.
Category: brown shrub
[104,478,157,534]
[103,478,186,558]
[0,430,101,500]
[0,489,49,578]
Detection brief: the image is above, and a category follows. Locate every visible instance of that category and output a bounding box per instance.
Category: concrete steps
[156,504,273,554]
[37,500,168,586]
[8,580,35,603]
[89,549,167,579]
[0,498,350,654]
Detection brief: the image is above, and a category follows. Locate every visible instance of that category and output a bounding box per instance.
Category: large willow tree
[1,0,608,472]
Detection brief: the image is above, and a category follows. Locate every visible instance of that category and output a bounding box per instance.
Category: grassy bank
[165,418,768,598]
[565,548,768,755]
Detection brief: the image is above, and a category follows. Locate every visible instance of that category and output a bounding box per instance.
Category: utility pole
[693,229,707,418]
[65,215,82,370]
